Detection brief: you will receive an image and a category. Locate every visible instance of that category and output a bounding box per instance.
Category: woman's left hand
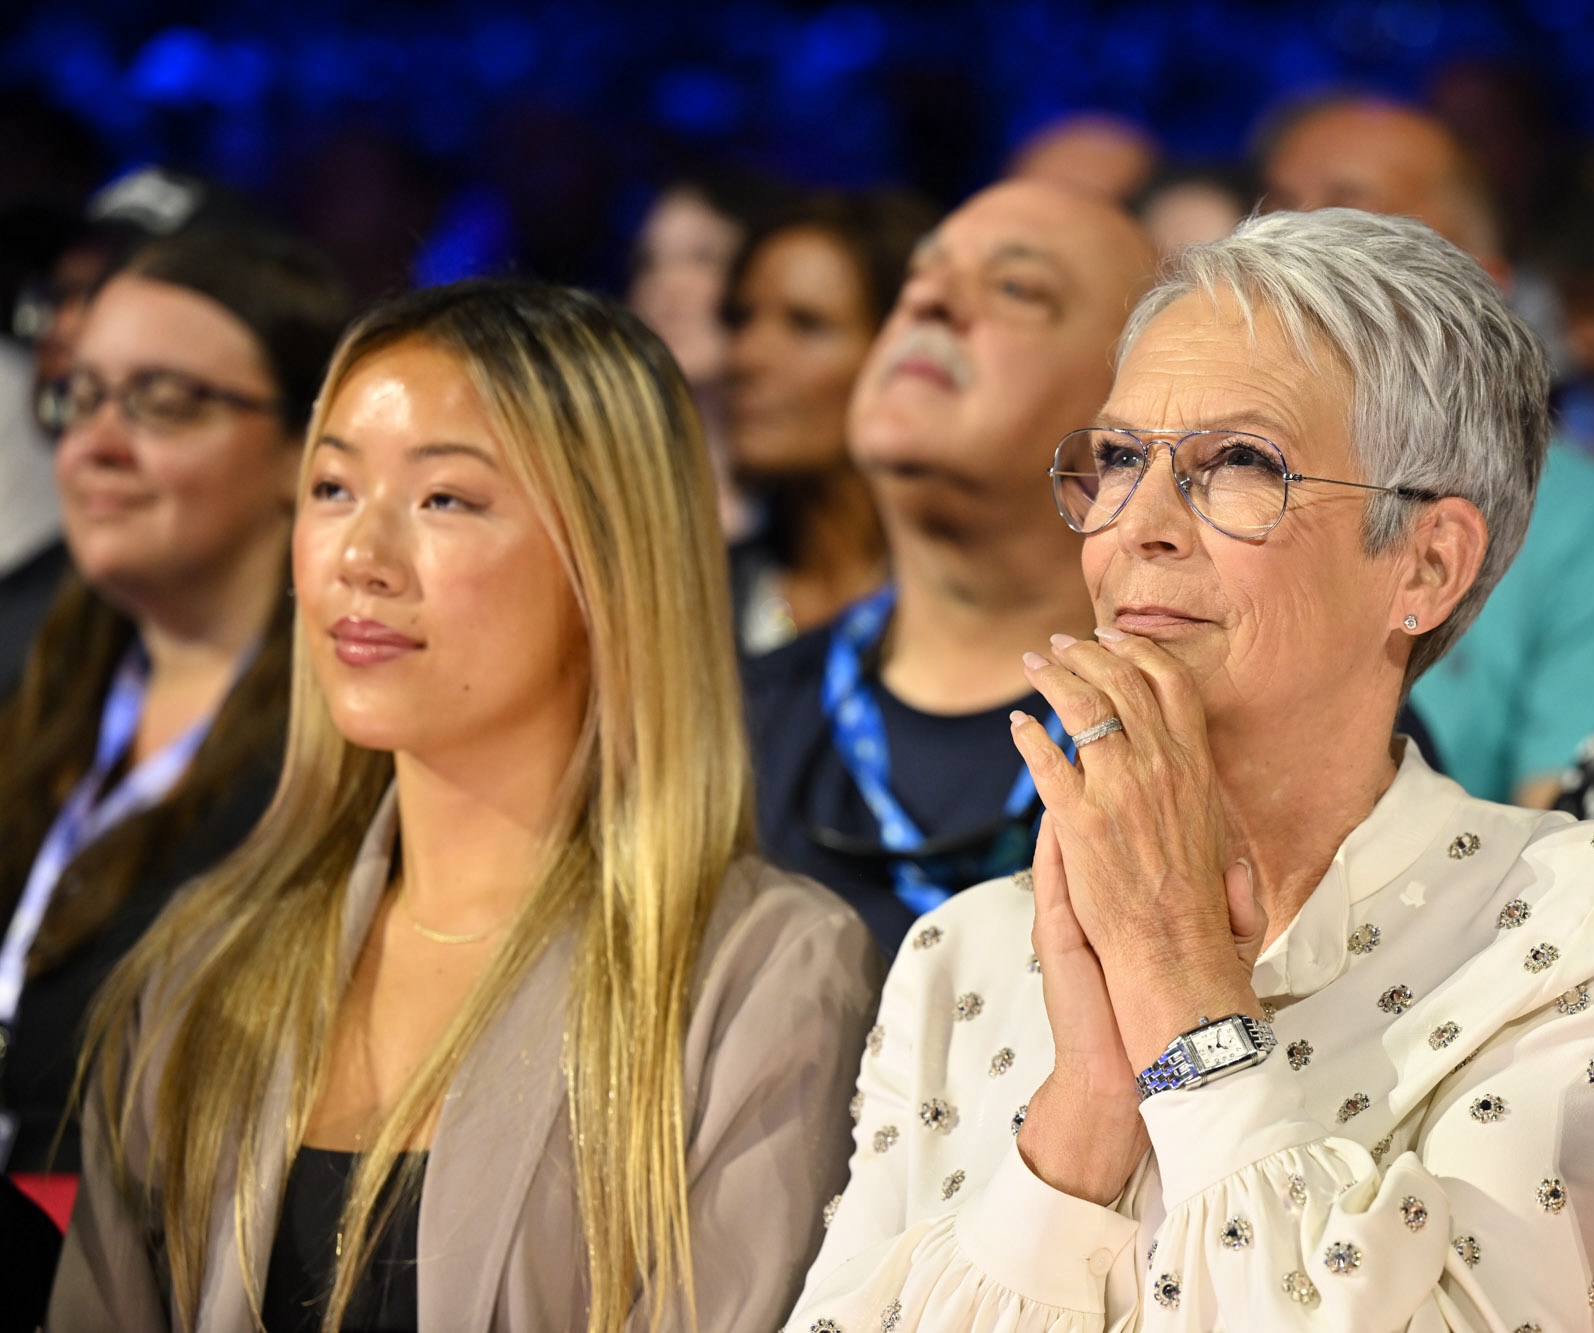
[1011,629,1267,1072]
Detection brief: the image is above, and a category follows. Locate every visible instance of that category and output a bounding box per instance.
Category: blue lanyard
[821,586,1072,917]
[0,645,213,1027]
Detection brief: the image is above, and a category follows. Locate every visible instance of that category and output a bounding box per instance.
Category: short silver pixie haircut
[1118,207,1550,685]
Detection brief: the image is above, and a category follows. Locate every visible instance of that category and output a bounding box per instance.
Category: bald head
[1262,99,1503,269]
[849,179,1155,523]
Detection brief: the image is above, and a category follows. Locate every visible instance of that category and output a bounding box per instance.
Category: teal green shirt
[1410,443,1594,802]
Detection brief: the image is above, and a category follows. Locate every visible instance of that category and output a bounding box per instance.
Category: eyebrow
[908,236,1066,274]
[315,434,501,469]
[1094,410,1299,440]
[987,242,1065,272]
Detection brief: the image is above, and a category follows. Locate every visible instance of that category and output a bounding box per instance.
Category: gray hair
[1119,208,1550,684]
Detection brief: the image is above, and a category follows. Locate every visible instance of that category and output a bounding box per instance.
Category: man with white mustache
[744,180,1156,953]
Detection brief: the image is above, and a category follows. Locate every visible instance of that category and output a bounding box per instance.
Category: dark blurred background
[4,0,1594,300]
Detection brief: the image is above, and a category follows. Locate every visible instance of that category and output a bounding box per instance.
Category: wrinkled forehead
[925,186,1083,267]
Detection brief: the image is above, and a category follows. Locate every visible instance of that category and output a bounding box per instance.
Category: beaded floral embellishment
[1219,1216,1254,1249]
[811,1321,841,1332]
[866,1025,884,1056]
[1496,898,1531,929]
[1524,943,1560,973]
[1556,984,1590,1015]
[911,925,943,950]
[1010,867,1034,891]
[1282,1271,1320,1304]
[1537,1178,1568,1213]
[989,1047,1015,1077]
[1287,1174,1308,1206]
[1469,1093,1507,1123]
[1428,1021,1461,1050]
[1010,1103,1028,1135]
[953,993,983,1021]
[1151,1273,1182,1309]
[1448,832,1481,859]
[872,1125,899,1154]
[822,1195,841,1229]
[919,1098,957,1133]
[1454,1235,1482,1267]
[880,1301,902,1332]
[1323,1241,1362,1275]
[1378,984,1415,1015]
[1347,923,1381,954]
[849,1092,864,1122]
[1336,1092,1371,1123]
[941,1169,966,1201]
[1400,1196,1428,1231]
[1286,1039,1313,1070]
[1025,954,1041,974]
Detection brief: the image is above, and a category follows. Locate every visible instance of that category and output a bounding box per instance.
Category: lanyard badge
[820,586,1072,916]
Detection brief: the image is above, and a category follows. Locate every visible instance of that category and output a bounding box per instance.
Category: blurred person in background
[1006,112,1162,204]
[50,279,877,1333]
[1133,163,1251,262]
[627,174,785,542]
[1261,94,1594,806]
[2,167,266,697]
[745,181,1155,952]
[0,225,348,1187]
[725,187,937,653]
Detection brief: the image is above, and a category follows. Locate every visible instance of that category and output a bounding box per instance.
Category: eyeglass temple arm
[1285,472,1440,502]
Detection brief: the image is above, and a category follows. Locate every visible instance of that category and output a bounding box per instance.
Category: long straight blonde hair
[81,280,755,1331]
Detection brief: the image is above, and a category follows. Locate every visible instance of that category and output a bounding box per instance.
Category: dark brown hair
[0,225,349,977]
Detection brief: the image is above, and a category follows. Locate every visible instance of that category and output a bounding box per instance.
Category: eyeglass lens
[1051,429,1289,538]
[45,369,252,436]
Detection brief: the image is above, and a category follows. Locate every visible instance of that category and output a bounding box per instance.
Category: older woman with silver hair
[786,209,1594,1331]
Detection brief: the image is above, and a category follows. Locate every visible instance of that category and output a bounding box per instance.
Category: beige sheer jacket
[49,791,883,1331]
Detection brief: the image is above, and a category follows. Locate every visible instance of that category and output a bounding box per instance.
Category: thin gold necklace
[396,885,498,945]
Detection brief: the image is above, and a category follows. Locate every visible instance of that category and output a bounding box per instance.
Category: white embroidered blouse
[785,747,1594,1332]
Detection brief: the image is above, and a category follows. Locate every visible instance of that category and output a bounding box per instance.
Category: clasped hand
[1009,629,1267,1206]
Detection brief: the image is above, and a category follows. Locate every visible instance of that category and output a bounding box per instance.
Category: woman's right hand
[1015,811,1149,1206]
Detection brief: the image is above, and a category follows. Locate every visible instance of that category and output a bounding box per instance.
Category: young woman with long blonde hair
[51,279,878,1332]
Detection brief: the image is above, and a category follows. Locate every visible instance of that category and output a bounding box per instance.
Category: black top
[0,539,68,700]
[2,754,282,1172]
[262,1146,424,1333]
[744,622,1048,956]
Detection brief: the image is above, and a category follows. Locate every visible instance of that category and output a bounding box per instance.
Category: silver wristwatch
[1135,1013,1276,1100]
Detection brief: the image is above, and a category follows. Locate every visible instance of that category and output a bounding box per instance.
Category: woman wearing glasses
[50,280,878,1331]
[788,210,1594,1330]
[0,228,348,1190]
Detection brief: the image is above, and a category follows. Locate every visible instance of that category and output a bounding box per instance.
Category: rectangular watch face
[1187,1021,1251,1071]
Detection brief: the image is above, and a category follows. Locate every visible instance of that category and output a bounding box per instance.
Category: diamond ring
[1072,716,1124,747]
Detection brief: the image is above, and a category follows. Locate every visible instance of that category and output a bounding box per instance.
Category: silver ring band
[1072,716,1124,747]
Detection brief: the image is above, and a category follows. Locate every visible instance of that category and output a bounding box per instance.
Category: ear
[1390,496,1488,636]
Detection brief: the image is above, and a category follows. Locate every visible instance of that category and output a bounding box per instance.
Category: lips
[878,326,971,391]
[67,486,153,518]
[329,616,422,665]
[887,354,959,389]
[1112,604,1211,633]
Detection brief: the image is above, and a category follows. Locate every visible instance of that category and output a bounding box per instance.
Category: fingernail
[1094,626,1127,642]
[1009,710,1035,730]
[1049,633,1077,651]
[1021,651,1050,670]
